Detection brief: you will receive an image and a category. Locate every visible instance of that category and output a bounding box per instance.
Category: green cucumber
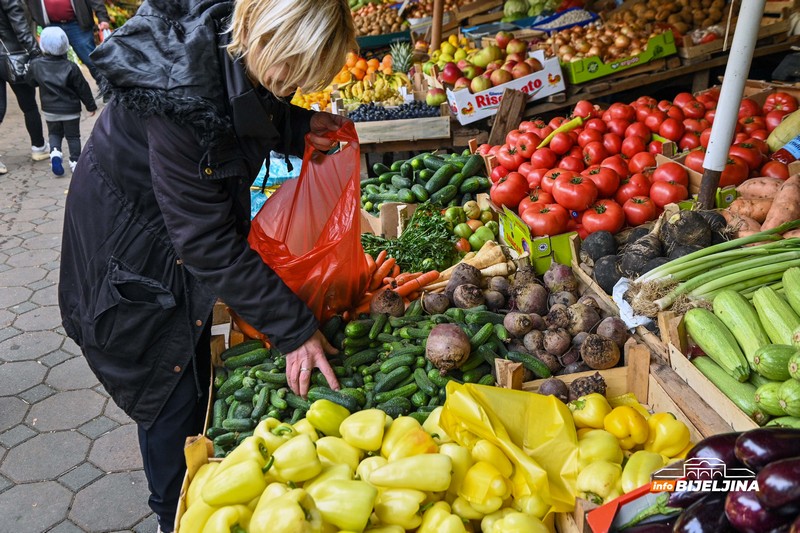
[390,160,404,172]
[462,365,491,383]
[206,426,227,440]
[397,188,415,204]
[307,387,359,413]
[469,323,495,350]
[269,389,288,410]
[465,311,506,326]
[345,319,374,338]
[212,399,226,428]
[373,162,391,175]
[220,340,264,361]
[427,368,451,388]
[321,315,344,343]
[344,348,381,371]
[477,343,499,365]
[429,185,458,206]
[422,155,447,171]
[478,374,496,386]
[377,397,413,417]
[460,352,485,372]
[461,154,485,178]
[405,299,424,317]
[380,353,418,374]
[414,367,438,396]
[233,387,256,402]
[369,314,389,340]
[447,172,465,189]
[411,390,430,407]
[254,370,288,385]
[411,184,429,202]
[233,402,253,419]
[506,351,551,378]
[374,366,413,393]
[391,175,412,189]
[222,418,255,431]
[224,348,269,369]
[375,383,418,403]
[213,432,238,447]
[217,373,245,399]
[339,387,367,407]
[400,162,413,180]
[425,164,458,194]
[459,177,483,194]
[286,393,311,411]
[251,388,270,419]
[494,324,511,343]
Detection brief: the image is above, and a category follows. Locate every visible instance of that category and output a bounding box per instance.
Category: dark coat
[26,54,97,114]
[58,0,318,429]
[0,0,38,54]
[26,0,109,31]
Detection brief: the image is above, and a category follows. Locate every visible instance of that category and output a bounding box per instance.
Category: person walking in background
[26,26,96,176]
[0,0,48,174]
[26,0,110,84]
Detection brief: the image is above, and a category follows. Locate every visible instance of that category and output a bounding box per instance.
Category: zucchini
[223,348,269,369]
[692,356,769,425]
[414,367,439,396]
[781,267,800,316]
[429,185,458,206]
[374,366,413,393]
[377,397,413,417]
[754,382,787,416]
[790,352,800,380]
[506,351,551,378]
[425,164,458,194]
[684,308,750,382]
[778,379,800,417]
[220,340,264,361]
[713,290,772,372]
[749,373,777,389]
[222,418,255,431]
[469,323,495,350]
[411,184,429,202]
[380,353,417,374]
[753,286,800,345]
[307,387,359,413]
[375,383,418,403]
[753,344,797,381]
[765,416,800,428]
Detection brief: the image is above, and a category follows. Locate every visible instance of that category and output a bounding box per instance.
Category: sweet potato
[736,177,784,199]
[761,176,800,231]
[782,229,800,239]
[722,209,761,238]
[728,197,773,223]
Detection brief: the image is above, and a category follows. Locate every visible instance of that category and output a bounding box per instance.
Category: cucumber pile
[362,151,491,214]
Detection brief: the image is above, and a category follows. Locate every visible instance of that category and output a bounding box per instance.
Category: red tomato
[678,131,701,151]
[740,116,767,136]
[530,147,558,169]
[582,166,620,198]
[541,168,574,194]
[584,118,608,133]
[681,100,706,120]
[516,132,539,158]
[696,92,718,110]
[606,118,631,137]
[648,140,663,154]
[625,122,651,140]
[549,132,574,155]
[658,117,685,142]
[657,99,673,112]
[729,143,764,171]
[683,118,709,133]
[719,155,749,187]
[567,145,584,160]
[549,116,567,130]
[490,164,509,183]
[705,108,716,124]
[519,119,546,133]
[573,99,598,118]
[700,128,712,149]
[650,180,689,208]
[738,98,761,119]
[475,143,493,156]
[601,155,630,179]
[609,103,636,122]
[518,188,554,212]
[636,95,658,107]
[552,174,598,211]
[623,196,658,226]
[490,171,529,208]
[583,199,625,234]
[526,167,549,189]
[578,128,604,148]
[644,110,667,133]
[750,129,769,141]
[761,160,790,180]
[734,132,750,144]
[765,110,787,132]
[665,105,685,122]
[455,237,471,253]
[747,138,769,155]
[684,149,706,174]
[621,135,647,159]
[496,144,525,171]
[521,205,568,237]
[602,133,622,155]
[559,155,586,173]
[653,162,689,187]
[582,141,609,166]
[506,129,523,147]
[763,92,798,114]
[628,152,657,174]
[517,161,534,179]
[635,104,654,123]
[615,173,652,205]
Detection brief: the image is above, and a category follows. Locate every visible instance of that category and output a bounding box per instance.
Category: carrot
[761,175,800,231]
[728,198,773,224]
[395,272,422,285]
[370,257,396,290]
[382,277,396,287]
[365,253,377,276]
[393,271,440,297]
[391,264,401,278]
[375,250,388,267]
[406,291,421,301]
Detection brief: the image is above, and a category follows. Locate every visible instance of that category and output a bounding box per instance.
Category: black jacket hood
[90,0,235,146]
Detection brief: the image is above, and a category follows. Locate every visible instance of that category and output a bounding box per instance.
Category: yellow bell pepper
[272,434,323,482]
[569,393,613,429]
[356,456,388,484]
[316,436,363,471]
[306,399,350,437]
[438,443,473,500]
[250,488,322,533]
[418,501,468,533]
[305,464,353,501]
[310,479,377,532]
[470,440,513,479]
[216,435,270,474]
[380,416,437,461]
[201,458,270,506]
[339,409,387,451]
[489,511,548,533]
[513,494,549,519]
[368,454,452,492]
[255,418,298,454]
[643,412,691,457]
[577,461,622,505]
[481,508,514,532]
[671,440,694,460]
[187,462,219,508]
[373,488,426,530]
[603,406,649,450]
[621,450,666,493]
[202,505,251,533]
[422,406,452,444]
[365,527,405,533]
[451,496,486,520]
[179,497,217,532]
[608,393,652,419]
[293,418,320,442]
[251,482,291,521]
[578,429,624,470]
[458,461,512,515]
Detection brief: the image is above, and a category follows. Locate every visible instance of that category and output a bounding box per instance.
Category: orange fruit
[350,67,366,80]
[345,52,358,68]
[367,58,380,70]
[381,66,393,75]
[366,66,377,75]
[382,54,392,67]
[355,58,368,72]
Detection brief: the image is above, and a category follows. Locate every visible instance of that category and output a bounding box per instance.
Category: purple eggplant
[757,457,800,508]
[725,490,799,533]
[686,432,744,467]
[734,428,800,470]
[618,523,674,533]
[674,494,734,533]
[667,487,710,509]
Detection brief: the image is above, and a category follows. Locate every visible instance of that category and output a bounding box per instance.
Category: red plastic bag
[248,122,370,322]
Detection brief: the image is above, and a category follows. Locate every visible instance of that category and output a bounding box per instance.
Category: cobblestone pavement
[1,82,157,532]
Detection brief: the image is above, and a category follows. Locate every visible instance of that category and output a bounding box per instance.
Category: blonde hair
[227,0,356,95]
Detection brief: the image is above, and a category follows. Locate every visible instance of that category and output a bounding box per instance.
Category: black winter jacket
[59,0,318,429]
[0,0,38,55]
[26,55,97,114]
[26,0,109,32]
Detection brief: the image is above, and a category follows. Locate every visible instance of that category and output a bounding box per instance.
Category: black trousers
[0,81,45,147]
[137,323,211,532]
[47,119,82,162]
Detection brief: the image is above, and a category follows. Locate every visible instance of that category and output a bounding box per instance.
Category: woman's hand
[285,330,340,397]
[308,112,352,152]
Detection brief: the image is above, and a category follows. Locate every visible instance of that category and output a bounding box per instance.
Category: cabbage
[504,0,529,20]
[528,0,559,16]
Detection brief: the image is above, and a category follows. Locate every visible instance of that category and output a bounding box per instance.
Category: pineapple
[390,41,413,75]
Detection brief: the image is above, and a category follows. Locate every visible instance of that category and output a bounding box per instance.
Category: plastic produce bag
[247,122,370,322]
[440,382,579,529]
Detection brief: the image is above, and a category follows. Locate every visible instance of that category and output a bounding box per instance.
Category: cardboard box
[561,32,677,85]
[360,202,418,239]
[446,51,566,125]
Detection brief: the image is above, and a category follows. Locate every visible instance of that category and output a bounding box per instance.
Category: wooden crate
[351,104,451,145]
[764,0,798,14]
[679,10,792,60]
[453,0,504,23]
[481,28,547,47]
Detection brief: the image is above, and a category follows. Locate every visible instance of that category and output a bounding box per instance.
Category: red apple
[495,31,514,50]
[485,61,500,72]
[426,88,447,106]
[511,62,532,79]
[506,52,525,63]
[438,62,462,85]
[506,39,527,55]
[501,61,517,73]
[490,68,513,86]
[470,76,493,93]
[525,58,543,72]
[454,77,471,90]
[456,59,471,71]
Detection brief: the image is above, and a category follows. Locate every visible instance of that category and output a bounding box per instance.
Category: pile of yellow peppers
[569,393,692,505]
[179,399,551,533]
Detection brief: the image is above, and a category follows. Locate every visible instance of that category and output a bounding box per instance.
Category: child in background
[26,26,96,176]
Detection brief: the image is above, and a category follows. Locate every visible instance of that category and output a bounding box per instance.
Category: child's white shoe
[69,160,77,172]
[51,149,64,176]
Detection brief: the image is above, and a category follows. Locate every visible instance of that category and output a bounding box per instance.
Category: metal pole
[698,0,766,209]
[432,0,444,51]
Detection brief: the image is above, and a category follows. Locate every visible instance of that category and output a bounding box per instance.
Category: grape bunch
[349,101,442,122]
